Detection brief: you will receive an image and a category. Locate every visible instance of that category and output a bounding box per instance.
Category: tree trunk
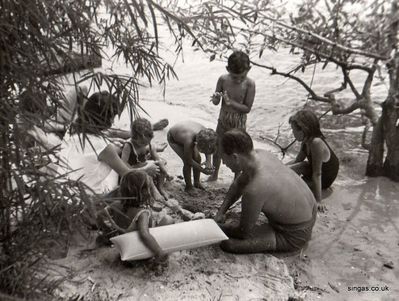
[366,116,385,177]
[382,54,399,181]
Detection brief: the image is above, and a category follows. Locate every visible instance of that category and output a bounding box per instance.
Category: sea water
[100,35,388,146]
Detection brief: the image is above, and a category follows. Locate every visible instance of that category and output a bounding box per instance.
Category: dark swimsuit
[302,137,339,189]
[123,141,152,166]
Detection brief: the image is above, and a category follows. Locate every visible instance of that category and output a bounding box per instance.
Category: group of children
[92,50,339,266]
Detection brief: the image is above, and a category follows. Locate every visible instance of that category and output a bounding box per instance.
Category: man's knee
[220,239,237,253]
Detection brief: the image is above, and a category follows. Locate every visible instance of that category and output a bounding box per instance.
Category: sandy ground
[49,101,398,301]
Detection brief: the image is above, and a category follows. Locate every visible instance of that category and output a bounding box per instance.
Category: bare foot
[317,203,327,213]
[207,174,218,182]
[194,183,206,190]
[152,119,169,131]
[159,188,169,200]
[156,142,168,153]
[185,186,199,196]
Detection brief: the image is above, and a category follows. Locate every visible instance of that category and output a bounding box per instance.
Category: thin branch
[331,100,361,115]
[251,61,331,102]
[341,67,361,99]
[257,15,390,60]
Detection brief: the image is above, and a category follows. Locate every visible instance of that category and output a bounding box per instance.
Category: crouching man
[215,129,317,253]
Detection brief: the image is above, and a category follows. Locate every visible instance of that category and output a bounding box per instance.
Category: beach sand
[50,101,399,301]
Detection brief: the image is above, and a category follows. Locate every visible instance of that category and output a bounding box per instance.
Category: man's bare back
[215,129,316,254]
[244,149,315,225]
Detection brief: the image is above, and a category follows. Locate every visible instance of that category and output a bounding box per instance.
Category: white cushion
[110,219,228,261]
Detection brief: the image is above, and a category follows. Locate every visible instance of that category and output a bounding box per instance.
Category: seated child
[287,109,339,212]
[167,120,217,192]
[97,170,174,265]
[121,118,172,200]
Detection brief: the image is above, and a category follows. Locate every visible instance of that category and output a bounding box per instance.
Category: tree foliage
[0,0,190,298]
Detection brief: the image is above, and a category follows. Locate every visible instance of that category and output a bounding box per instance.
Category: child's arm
[99,144,160,177]
[120,143,131,164]
[210,76,224,105]
[137,211,166,259]
[309,140,324,204]
[223,79,256,113]
[215,172,250,223]
[149,143,169,176]
[286,144,307,165]
[183,142,213,175]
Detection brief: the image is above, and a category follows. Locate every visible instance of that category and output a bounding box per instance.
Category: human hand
[202,166,215,175]
[147,252,168,275]
[201,161,213,170]
[222,91,232,106]
[109,137,126,148]
[214,212,226,224]
[210,92,223,105]
[153,250,168,263]
[317,203,327,213]
[143,161,160,177]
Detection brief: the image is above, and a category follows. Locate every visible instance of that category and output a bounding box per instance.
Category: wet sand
[50,101,398,300]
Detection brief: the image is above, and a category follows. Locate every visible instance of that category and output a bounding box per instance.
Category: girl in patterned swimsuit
[209,50,256,181]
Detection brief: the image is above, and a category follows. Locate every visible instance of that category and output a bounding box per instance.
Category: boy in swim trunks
[214,129,316,253]
[208,50,256,181]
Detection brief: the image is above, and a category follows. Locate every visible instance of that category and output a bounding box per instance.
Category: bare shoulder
[310,137,328,152]
[245,77,255,87]
[219,73,229,81]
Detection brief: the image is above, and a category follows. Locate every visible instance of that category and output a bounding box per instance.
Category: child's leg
[208,142,222,181]
[167,133,193,190]
[208,124,224,181]
[155,173,168,200]
[193,148,204,189]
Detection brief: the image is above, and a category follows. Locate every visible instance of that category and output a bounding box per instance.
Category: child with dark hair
[72,91,119,135]
[167,120,217,193]
[208,50,256,181]
[287,109,339,212]
[121,118,172,200]
[97,170,174,266]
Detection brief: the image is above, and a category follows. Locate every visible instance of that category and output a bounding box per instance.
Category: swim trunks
[270,204,317,251]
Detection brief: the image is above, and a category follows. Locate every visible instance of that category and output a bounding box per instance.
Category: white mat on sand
[110,219,228,261]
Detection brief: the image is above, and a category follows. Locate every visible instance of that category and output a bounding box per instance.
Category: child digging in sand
[97,170,174,266]
[287,109,339,212]
[121,118,172,200]
[167,120,217,193]
[208,50,256,181]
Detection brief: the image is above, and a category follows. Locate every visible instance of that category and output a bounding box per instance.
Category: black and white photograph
[1,0,398,300]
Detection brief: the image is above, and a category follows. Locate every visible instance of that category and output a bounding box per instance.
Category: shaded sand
[50,101,398,300]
